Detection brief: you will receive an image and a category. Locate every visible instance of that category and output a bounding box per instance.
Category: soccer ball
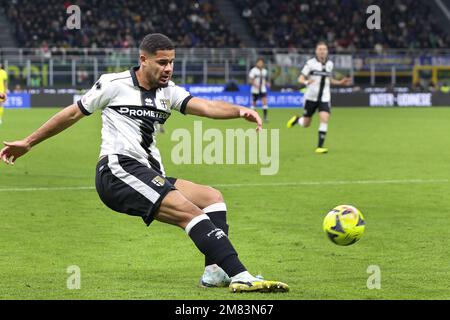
[323,205,366,246]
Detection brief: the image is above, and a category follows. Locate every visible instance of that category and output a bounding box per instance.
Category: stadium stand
[234,0,450,50]
[0,0,448,91]
[0,0,242,48]
[1,0,449,50]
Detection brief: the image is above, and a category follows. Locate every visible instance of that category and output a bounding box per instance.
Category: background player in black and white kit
[287,42,351,153]
[248,58,270,122]
[0,34,289,293]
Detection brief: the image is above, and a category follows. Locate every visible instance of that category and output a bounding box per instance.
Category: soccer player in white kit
[248,58,270,122]
[287,42,351,153]
[0,34,289,293]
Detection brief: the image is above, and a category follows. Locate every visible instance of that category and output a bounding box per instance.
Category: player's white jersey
[301,58,334,102]
[248,67,268,94]
[77,66,192,175]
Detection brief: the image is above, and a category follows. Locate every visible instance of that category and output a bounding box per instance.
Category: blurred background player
[248,58,270,122]
[0,63,8,125]
[287,42,351,154]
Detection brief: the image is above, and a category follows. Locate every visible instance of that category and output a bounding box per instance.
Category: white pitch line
[0,179,447,192]
[0,186,95,192]
[213,179,450,188]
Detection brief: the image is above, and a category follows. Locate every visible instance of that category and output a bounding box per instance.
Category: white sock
[205,264,221,273]
[298,117,305,127]
[319,122,328,132]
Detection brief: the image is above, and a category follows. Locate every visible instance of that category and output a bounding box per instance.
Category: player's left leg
[287,100,316,128]
[261,95,269,122]
[316,110,330,154]
[171,178,230,287]
[165,178,289,292]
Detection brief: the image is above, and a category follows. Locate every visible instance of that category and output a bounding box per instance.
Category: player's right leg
[169,178,230,287]
[156,190,289,293]
[315,109,330,154]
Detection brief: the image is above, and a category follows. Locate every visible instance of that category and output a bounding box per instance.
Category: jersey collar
[315,56,328,65]
[130,65,157,92]
[130,66,140,87]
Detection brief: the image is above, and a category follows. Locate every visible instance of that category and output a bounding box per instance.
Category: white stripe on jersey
[78,66,192,176]
[107,155,161,203]
[301,58,334,103]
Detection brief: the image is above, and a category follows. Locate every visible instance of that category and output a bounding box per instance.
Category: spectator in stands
[2,0,242,49]
[1,0,448,50]
[235,0,449,50]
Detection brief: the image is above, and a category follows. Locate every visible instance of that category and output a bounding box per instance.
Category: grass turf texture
[0,107,449,300]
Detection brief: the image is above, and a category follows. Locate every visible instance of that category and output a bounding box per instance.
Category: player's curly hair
[139,33,174,55]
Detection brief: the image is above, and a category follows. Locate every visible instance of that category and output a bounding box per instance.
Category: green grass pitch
[0,107,449,300]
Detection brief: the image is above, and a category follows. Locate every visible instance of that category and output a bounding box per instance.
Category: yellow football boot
[315,147,328,154]
[229,280,289,293]
[286,115,299,128]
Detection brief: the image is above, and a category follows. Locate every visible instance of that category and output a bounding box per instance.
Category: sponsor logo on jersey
[310,70,331,77]
[144,98,155,106]
[159,99,170,111]
[116,106,170,120]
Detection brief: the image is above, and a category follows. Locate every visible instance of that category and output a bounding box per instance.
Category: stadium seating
[234,0,450,50]
[1,0,449,49]
[1,0,242,48]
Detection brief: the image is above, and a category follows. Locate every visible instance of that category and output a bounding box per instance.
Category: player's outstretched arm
[331,77,352,86]
[0,104,85,165]
[185,97,262,132]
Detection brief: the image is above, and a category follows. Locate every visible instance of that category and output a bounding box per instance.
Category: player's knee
[207,186,224,204]
[319,116,329,123]
[319,113,330,123]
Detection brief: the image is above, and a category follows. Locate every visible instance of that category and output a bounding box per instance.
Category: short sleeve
[248,68,256,79]
[170,85,193,114]
[301,62,311,76]
[77,75,113,115]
